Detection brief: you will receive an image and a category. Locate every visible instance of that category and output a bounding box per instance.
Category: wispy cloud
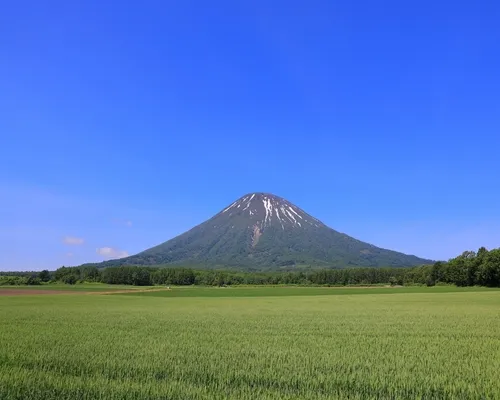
[66,252,74,257]
[63,236,84,245]
[96,247,129,259]
[112,218,133,227]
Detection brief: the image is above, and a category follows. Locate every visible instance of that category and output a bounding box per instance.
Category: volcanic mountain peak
[219,193,323,230]
[97,192,433,269]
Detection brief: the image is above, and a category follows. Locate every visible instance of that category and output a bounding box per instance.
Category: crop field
[1,286,500,399]
[0,283,156,293]
[122,285,497,297]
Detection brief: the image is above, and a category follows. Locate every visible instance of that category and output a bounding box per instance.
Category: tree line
[2,247,499,287]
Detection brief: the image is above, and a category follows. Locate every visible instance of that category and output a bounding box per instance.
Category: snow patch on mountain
[219,193,325,230]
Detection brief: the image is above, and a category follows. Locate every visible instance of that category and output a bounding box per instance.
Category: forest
[2,247,499,287]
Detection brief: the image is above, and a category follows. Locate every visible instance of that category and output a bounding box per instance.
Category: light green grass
[1,289,500,399]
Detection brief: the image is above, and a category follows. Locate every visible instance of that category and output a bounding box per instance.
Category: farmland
[1,286,500,399]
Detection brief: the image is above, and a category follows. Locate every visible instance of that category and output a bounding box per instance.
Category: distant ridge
[98,193,432,269]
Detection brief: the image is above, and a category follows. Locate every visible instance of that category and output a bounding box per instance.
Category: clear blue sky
[1,0,499,270]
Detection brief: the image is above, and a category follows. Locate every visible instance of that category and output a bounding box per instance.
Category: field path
[0,288,172,296]
[0,289,82,296]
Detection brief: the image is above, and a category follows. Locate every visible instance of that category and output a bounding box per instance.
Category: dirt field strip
[0,288,172,296]
[0,289,85,296]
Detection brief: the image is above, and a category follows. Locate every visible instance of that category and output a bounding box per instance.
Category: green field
[0,283,156,292]
[1,287,500,399]
[122,284,498,297]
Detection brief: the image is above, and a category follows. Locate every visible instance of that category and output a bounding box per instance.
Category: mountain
[99,193,432,269]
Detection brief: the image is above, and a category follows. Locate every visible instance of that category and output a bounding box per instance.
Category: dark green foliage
[101,266,152,286]
[26,275,41,285]
[53,266,101,283]
[404,248,500,287]
[62,274,77,285]
[430,261,444,283]
[0,271,39,285]
[151,268,195,285]
[0,273,44,286]
[47,247,500,288]
[80,266,100,282]
[42,265,412,286]
[38,270,51,282]
[3,247,500,289]
[0,276,28,285]
[54,266,71,282]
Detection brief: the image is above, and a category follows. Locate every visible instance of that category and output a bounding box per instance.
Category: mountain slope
[100,193,432,269]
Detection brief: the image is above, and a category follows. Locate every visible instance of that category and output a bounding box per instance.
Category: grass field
[1,286,500,399]
[0,283,156,292]
[121,284,499,297]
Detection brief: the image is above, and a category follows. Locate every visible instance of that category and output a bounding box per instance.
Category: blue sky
[1,0,499,270]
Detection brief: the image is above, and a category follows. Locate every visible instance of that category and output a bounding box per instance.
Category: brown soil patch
[0,288,172,297]
[0,289,83,296]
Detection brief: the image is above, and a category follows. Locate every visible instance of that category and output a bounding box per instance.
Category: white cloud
[112,218,133,227]
[96,247,129,260]
[63,236,84,245]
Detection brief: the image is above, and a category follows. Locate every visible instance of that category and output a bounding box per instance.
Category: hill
[97,193,432,270]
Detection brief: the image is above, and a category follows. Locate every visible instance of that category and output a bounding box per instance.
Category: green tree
[62,274,77,285]
[38,270,50,282]
[26,275,41,285]
[430,262,444,283]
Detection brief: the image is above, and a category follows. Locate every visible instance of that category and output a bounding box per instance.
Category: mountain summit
[101,193,431,269]
[221,193,325,232]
